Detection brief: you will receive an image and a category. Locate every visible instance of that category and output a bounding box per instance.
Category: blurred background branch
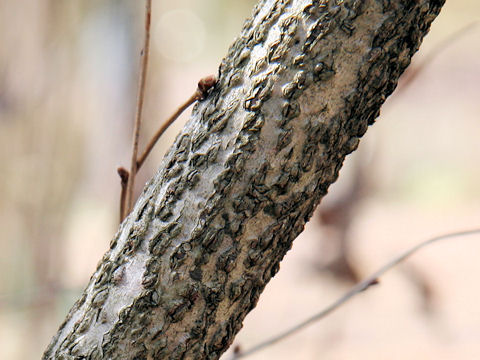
[230,229,480,359]
[123,0,152,221]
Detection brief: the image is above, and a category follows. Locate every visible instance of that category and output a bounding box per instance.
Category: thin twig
[119,71,215,221]
[123,0,152,221]
[136,92,198,170]
[229,228,480,359]
[397,21,478,94]
[136,74,217,170]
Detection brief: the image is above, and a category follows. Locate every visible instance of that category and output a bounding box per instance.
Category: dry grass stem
[230,228,480,359]
[123,0,152,221]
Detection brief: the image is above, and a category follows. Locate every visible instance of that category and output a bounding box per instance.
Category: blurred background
[0,1,479,359]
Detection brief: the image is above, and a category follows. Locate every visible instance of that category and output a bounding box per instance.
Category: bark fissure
[43,0,445,359]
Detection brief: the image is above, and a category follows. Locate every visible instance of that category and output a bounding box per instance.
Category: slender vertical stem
[124,0,152,221]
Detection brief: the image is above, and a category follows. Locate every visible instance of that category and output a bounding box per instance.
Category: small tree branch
[136,75,217,171]
[230,228,480,359]
[120,75,216,223]
[123,0,152,221]
[136,93,198,171]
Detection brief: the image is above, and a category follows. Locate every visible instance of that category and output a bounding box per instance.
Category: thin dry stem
[136,92,199,170]
[121,75,215,222]
[136,75,216,170]
[230,228,480,359]
[123,0,152,221]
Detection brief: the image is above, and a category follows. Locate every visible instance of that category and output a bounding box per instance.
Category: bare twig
[136,75,217,170]
[136,93,197,170]
[229,228,480,359]
[123,0,152,221]
[119,74,216,221]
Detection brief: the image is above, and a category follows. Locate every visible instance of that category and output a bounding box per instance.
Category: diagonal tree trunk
[43,0,445,358]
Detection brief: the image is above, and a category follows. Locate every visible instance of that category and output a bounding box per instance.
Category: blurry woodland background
[1,1,479,359]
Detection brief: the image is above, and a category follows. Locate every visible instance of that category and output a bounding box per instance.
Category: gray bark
[43,0,445,359]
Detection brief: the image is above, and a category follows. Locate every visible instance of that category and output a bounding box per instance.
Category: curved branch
[229,228,480,359]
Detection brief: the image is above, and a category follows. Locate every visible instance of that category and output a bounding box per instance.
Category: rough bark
[43,0,445,359]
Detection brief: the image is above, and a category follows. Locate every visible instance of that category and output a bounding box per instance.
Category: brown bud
[197,74,217,100]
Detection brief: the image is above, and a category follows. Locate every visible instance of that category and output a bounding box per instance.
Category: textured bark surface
[43,0,445,359]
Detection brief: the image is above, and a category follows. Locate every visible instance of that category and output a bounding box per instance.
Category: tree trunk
[43,0,445,358]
